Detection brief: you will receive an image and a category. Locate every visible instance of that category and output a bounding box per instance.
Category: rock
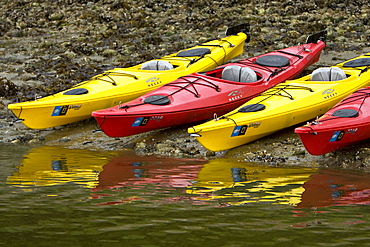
[293,150,306,155]
[0,78,18,97]
[60,137,71,142]
[102,49,118,57]
[155,143,172,152]
[49,13,64,21]
[135,141,147,149]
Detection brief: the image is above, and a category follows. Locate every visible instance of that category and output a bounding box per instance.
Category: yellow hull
[188,54,370,151]
[8,28,248,129]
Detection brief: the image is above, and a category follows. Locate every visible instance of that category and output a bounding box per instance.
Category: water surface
[1,144,369,246]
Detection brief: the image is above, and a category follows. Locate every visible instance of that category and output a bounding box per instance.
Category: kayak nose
[189,133,202,137]
[188,126,202,137]
[14,118,25,123]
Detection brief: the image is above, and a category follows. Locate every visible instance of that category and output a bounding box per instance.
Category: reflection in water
[92,155,206,204]
[297,169,370,208]
[3,144,370,247]
[186,158,318,206]
[2,145,370,246]
[7,146,120,188]
[95,156,205,190]
[7,145,370,209]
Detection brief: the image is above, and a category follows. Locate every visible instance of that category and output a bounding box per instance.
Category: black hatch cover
[238,104,266,113]
[63,88,89,95]
[177,48,211,57]
[143,95,171,105]
[342,58,370,67]
[332,109,359,118]
[255,55,290,67]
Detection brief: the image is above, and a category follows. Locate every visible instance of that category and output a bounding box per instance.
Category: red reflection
[92,153,205,193]
[296,169,370,208]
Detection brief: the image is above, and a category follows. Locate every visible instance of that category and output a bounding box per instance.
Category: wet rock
[102,49,118,57]
[293,150,306,155]
[17,133,35,143]
[0,78,18,97]
[49,13,64,21]
[155,143,172,152]
[60,137,71,142]
[135,141,147,150]
[11,139,20,144]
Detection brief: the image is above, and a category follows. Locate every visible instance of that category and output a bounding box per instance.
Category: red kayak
[295,85,370,155]
[92,31,327,138]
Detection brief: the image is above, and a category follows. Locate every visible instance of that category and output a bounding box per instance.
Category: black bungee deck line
[312,89,370,124]
[118,74,221,110]
[214,84,315,122]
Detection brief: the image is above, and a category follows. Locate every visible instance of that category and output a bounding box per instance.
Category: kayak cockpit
[141,60,174,70]
[310,67,347,81]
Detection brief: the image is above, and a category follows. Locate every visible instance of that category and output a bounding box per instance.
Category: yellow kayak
[8,24,249,129]
[188,53,370,151]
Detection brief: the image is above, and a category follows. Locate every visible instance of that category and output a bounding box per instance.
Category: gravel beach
[1,0,370,171]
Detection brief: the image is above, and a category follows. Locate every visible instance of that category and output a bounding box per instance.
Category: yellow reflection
[7,146,120,188]
[186,158,318,206]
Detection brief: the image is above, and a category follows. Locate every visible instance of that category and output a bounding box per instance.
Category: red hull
[93,38,326,138]
[295,87,370,155]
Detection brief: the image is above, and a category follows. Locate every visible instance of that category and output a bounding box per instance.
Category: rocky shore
[1,0,370,171]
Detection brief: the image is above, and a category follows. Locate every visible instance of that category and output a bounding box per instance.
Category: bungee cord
[233,42,313,81]
[78,38,236,88]
[309,89,370,125]
[118,75,221,110]
[215,84,314,125]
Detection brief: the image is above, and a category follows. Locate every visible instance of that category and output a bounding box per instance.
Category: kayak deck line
[92,30,326,138]
[215,84,316,122]
[303,88,370,128]
[118,75,222,110]
[92,71,139,86]
[233,44,315,81]
[161,37,243,67]
[8,23,249,129]
[257,84,315,100]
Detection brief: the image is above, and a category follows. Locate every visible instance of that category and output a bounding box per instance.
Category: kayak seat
[222,65,257,83]
[311,67,347,81]
[141,60,174,70]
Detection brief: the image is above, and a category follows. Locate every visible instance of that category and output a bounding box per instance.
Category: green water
[0,144,369,246]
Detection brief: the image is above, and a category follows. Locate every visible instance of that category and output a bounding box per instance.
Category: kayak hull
[93,32,326,138]
[295,86,370,155]
[8,27,248,129]
[188,54,370,152]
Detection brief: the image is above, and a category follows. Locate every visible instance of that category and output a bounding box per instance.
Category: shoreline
[2,48,370,172]
[1,1,370,171]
